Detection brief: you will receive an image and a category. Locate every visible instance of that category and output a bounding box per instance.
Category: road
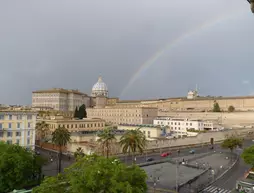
[201,140,253,193]
[36,144,219,176]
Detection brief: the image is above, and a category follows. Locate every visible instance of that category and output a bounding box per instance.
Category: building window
[16,139,20,145]
[0,115,4,120]
[178,122,180,125]
[0,132,3,138]
[0,123,2,129]
[8,123,12,129]
[27,115,32,120]
[27,138,30,145]
[186,123,188,126]
[27,131,30,136]
[148,131,151,138]
[17,115,22,120]
[7,131,12,137]
[28,123,31,128]
[190,123,192,126]
[9,115,12,120]
[16,132,21,137]
[17,123,21,128]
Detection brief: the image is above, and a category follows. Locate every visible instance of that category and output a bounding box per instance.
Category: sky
[0,0,254,104]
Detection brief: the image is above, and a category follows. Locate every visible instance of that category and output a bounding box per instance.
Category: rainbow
[120,10,246,98]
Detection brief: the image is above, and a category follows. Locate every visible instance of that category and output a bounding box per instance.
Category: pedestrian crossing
[202,185,231,193]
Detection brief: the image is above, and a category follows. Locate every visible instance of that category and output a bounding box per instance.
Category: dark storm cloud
[0,0,253,104]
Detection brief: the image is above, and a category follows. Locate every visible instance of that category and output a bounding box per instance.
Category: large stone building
[32,88,91,112]
[0,110,37,150]
[32,76,254,116]
[87,107,158,125]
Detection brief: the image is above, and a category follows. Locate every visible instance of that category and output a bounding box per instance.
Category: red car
[160,152,172,157]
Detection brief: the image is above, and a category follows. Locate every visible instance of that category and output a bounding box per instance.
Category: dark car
[35,151,40,155]
[146,158,154,162]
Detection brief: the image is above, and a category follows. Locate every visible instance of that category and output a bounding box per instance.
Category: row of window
[0,130,31,138]
[0,122,31,129]
[0,115,33,120]
[157,121,193,126]
[5,138,30,145]
[49,122,104,129]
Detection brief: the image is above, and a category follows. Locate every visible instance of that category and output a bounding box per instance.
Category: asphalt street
[201,139,254,193]
[36,139,254,191]
[36,144,219,176]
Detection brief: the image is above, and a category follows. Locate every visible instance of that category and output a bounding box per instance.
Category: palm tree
[52,126,71,173]
[74,147,85,160]
[97,127,116,158]
[35,121,49,142]
[120,128,146,164]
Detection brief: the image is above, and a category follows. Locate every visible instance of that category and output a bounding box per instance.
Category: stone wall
[158,112,254,126]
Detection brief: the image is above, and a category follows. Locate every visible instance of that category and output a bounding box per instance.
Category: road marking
[203,185,231,193]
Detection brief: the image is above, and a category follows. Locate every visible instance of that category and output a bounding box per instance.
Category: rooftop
[32,88,88,96]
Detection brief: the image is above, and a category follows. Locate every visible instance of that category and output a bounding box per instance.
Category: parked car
[146,157,154,162]
[160,152,172,157]
[189,149,195,154]
[35,151,40,155]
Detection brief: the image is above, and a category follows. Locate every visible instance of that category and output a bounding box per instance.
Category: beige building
[32,88,91,112]
[41,116,105,154]
[42,116,105,134]
[87,107,158,125]
[0,110,37,150]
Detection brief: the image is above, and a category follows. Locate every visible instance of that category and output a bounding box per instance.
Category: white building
[153,117,214,135]
[0,110,37,150]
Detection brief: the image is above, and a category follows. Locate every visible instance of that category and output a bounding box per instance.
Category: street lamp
[247,0,254,13]
[150,175,160,193]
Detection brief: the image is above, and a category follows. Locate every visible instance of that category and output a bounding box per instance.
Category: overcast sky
[0,0,254,104]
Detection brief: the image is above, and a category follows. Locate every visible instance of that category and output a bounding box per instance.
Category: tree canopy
[52,126,71,173]
[32,155,147,193]
[221,135,243,152]
[97,127,116,158]
[228,105,235,112]
[213,101,221,112]
[0,142,45,193]
[74,147,85,161]
[74,104,87,119]
[120,128,146,164]
[242,145,254,167]
[35,121,49,141]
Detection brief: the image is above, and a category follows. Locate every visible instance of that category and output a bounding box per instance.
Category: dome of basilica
[91,76,108,97]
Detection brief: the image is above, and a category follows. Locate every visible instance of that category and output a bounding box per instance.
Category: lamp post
[150,175,160,193]
[247,0,254,13]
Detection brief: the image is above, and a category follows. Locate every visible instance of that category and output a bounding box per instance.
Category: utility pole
[176,159,179,192]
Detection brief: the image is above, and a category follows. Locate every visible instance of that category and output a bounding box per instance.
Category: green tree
[120,128,146,164]
[221,135,243,153]
[52,126,71,173]
[228,105,235,112]
[241,145,254,167]
[74,147,85,160]
[33,155,147,193]
[74,107,79,118]
[76,104,87,119]
[0,142,45,192]
[97,127,116,158]
[35,121,49,142]
[213,101,221,112]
